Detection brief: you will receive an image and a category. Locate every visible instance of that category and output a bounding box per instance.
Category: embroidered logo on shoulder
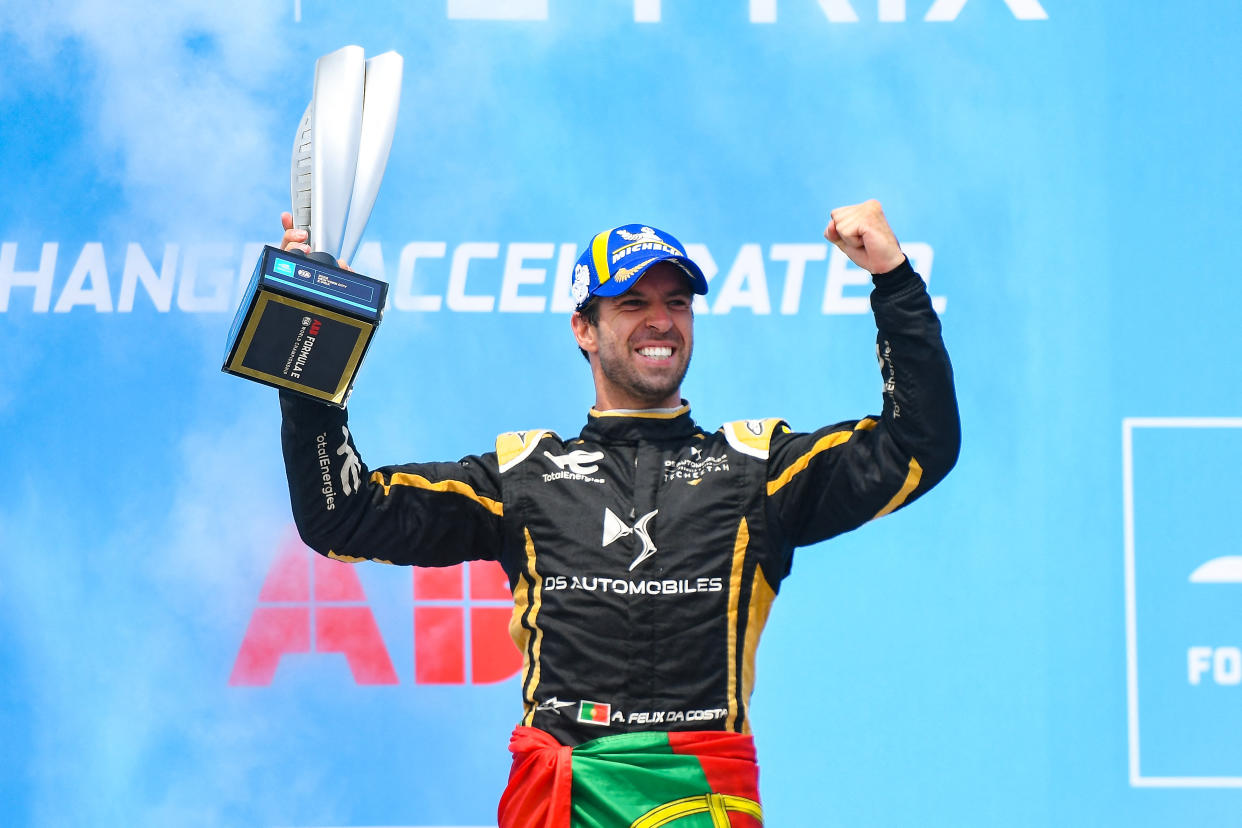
[497,429,558,473]
[721,418,785,460]
[542,449,606,483]
[545,449,603,475]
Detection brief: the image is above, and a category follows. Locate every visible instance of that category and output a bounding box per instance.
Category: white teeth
[638,346,673,359]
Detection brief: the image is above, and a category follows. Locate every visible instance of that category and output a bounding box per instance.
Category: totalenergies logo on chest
[229,529,520,686]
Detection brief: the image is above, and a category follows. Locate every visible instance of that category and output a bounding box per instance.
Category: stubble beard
[597,337,691,408]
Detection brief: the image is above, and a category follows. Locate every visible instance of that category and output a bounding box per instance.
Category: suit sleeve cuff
[279,389,348,423]
[870,256,921,295]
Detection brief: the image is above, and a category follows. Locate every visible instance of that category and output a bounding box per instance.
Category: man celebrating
[277,200,959,826]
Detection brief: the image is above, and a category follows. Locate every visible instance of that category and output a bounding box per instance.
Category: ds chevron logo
[602,507,659,571]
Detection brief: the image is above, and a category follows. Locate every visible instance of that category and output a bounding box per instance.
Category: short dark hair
[575,299,599,362]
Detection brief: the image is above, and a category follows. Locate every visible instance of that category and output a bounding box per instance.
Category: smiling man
[569,225,704,411]
[277,201,960,827]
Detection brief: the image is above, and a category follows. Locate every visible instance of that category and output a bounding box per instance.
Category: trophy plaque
[222,247,388,406]
[223,45,403,407]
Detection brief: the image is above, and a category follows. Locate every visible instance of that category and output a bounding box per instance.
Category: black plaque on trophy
[222,245,387,407]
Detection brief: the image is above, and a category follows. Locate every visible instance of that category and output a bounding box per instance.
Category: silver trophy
[222,46,402,406]
[292,45,404,264]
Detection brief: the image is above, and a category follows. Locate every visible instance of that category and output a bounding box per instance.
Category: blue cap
[571,224,709,311]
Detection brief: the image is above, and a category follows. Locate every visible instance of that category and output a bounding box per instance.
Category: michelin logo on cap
[571,264,591,307]
[611,226,680,262]
[571,223,709,311]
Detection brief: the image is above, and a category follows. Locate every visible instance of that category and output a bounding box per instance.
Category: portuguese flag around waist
[499,726,763,828]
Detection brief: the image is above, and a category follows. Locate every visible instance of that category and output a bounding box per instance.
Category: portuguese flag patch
[577,700,611,725]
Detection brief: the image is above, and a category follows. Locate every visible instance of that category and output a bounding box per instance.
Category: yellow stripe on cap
[591,229,613,286]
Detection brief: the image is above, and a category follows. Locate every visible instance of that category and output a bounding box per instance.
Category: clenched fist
[825,199,906,276]
[277,211,350,270]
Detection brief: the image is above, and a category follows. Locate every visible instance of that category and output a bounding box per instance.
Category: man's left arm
[766,200,961,548]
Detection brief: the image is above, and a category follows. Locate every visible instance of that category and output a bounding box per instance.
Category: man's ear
[571,312,597,354]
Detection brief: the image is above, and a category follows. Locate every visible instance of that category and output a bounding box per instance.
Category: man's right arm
[272,212,504,567]
[279,391,505,567]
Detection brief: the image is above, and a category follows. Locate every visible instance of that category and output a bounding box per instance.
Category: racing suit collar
[581,402,698,443]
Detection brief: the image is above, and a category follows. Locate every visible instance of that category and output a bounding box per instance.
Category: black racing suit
[279,259,960,746]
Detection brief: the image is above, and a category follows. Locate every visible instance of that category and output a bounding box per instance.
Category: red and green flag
[578,701,612,726]
[499,726,764,828]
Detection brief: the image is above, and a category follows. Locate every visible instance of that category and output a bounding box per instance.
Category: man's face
[573,262,695,410]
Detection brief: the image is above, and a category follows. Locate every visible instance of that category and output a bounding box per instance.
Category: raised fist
[825,200,906,275]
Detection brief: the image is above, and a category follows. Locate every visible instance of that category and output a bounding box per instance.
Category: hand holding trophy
[223,46,403,407]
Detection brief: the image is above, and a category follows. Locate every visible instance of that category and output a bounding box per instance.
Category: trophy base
[222,245,388,408]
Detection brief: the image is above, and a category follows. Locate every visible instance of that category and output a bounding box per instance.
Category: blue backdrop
[2,1,1241,825]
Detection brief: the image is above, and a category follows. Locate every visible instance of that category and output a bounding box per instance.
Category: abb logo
[413,549,523,684]
[230,531,521,686]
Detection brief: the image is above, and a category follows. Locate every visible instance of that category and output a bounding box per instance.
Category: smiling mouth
[636,345,674,360]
